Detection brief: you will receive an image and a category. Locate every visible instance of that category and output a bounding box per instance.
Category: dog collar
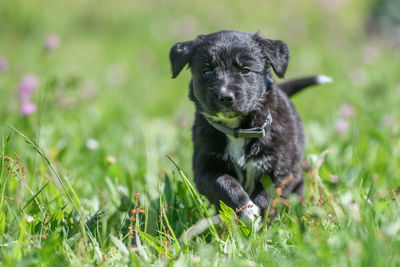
[204,111,272,139]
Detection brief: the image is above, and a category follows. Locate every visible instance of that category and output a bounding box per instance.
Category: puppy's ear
[169,40,197,78]
[253,34,289,78]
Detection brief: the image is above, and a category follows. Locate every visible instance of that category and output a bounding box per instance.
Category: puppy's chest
[223,137,260,195]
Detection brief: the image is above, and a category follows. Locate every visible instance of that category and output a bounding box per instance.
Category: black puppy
[170,30,330,223]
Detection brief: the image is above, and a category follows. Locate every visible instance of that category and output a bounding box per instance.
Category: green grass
[1,0,400,265]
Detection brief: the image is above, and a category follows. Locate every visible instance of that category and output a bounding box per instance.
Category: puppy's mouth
[202,111,243,128]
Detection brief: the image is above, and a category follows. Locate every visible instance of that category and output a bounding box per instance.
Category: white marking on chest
[224,137,259,195]
[243,160,258,195]
[224,136,246,167]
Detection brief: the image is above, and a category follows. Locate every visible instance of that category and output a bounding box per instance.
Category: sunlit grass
[0,0,400,265]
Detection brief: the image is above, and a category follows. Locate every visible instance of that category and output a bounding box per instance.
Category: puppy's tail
[278,75,333,97]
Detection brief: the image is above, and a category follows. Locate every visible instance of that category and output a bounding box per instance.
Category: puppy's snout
[217,91,234,107]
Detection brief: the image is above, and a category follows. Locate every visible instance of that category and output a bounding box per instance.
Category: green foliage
[1,0,400,266]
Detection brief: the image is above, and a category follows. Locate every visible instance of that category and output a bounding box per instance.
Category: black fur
[170,30,305,219]
[278,76,325,97]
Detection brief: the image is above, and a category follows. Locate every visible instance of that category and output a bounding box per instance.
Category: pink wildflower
[339,104,355,119]
[17,74,39,116]
[20,101,36,116]
[335,118,349,135]
[0,57,8,73]
[18,74,39,101]
[43,34,60,51]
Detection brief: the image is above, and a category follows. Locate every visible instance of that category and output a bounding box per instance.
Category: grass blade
[166,155,220,242]
[22,182,49,210]
[6,124,101,259]
[160,197,181,252]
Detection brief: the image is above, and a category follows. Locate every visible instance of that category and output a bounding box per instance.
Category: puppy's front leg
[194,166,261,222]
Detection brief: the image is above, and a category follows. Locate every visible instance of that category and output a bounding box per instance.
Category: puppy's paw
[240,201,261,229]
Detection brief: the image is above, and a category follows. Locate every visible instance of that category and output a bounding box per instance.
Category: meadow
[1,0,400,266]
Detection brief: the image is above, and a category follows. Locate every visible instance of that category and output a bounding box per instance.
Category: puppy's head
[170,30,289,127]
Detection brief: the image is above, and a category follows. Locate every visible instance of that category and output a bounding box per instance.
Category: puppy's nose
[217,92,234,107]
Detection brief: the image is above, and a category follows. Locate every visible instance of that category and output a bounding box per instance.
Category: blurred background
[1,1,400,264]
[0,0,399,224]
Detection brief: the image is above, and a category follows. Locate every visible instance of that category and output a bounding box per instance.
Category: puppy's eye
[203,69,213,77]
[241,68,251,75]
